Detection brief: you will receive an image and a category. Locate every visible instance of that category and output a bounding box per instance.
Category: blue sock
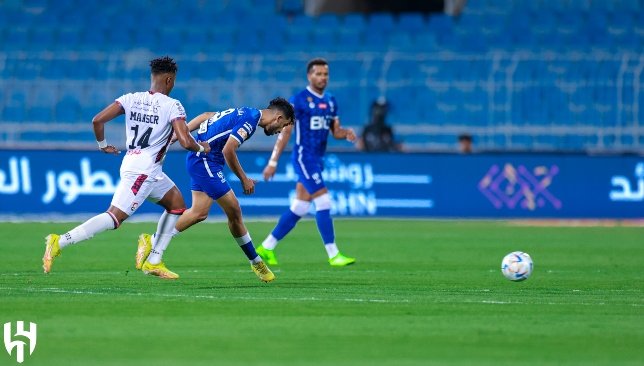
[240,242,258,261]
[235,233,259,262]
[271,210,302,240]
[315,209,335,244]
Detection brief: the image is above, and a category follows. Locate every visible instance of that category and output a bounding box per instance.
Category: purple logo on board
[479,164,562,210]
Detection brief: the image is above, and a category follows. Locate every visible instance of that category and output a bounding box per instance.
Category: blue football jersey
[190,107,261,167]
[290,87,338,162]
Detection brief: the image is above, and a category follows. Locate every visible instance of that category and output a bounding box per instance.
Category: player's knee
[290,199,311,216]
[313,193,332,211]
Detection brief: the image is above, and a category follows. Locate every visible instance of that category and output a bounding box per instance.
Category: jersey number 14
[129,125,152,149]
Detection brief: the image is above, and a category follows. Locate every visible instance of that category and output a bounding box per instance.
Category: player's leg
[137,189,213,268]
[310,188,356,267]
[217,190,275,282]
[258,183,311,264]
[139,175,185,279]
[43,173,144,273]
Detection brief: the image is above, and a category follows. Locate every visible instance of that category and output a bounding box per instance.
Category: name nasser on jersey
[130,111,160,124]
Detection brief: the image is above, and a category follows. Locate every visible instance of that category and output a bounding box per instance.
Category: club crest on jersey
[309,102,315,109]
[237,128,248,140]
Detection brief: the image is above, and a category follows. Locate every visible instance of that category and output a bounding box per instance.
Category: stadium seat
[368,13,396,33]
[343,13,367,31]
[0,0,640,153]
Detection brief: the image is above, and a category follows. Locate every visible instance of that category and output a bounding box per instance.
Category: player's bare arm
[171,112,215,144]
[330,117,356,142]
[186,112,216,132]
[172,118,211,153]
[263,124,292,181]
[92,101,125,155]
[223,137,256,195]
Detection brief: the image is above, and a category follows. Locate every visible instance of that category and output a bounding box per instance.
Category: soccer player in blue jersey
[136,97,295,282]
[256,58,357,267]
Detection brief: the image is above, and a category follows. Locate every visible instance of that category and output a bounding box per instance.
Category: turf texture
[0,220,642,366]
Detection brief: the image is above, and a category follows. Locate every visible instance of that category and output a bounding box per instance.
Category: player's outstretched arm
[330,117,356,142]
[186,112,215,132]
[263,125,292,181]
[223,137,256,195]
[173,118,210,153]
[92,102,125,155]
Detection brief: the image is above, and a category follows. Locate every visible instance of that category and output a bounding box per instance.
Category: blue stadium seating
[0,0,641,152]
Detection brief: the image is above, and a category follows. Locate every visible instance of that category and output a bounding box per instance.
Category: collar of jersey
[306,86,325,99]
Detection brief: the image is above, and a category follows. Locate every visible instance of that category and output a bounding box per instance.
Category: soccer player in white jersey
[42,56,210,279]
[135,98,295,283]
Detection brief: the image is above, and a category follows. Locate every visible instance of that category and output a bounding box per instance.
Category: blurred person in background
[136,98,295,283]
[357,97,403,152]
[43,56,210,279]
[257,58,357,267]
[458,133,473,154]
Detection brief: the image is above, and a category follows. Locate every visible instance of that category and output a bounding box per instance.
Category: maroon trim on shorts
[131,174,148,195]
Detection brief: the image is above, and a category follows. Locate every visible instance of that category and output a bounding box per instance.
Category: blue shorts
[293,157,326,194]
[186,154,231,200]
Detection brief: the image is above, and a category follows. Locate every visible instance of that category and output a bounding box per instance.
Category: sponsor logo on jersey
[175,102,185,115]
[237,128,248,140]
[318,103,327,109]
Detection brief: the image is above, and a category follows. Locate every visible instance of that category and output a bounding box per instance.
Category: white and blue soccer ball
[501,251,533,281]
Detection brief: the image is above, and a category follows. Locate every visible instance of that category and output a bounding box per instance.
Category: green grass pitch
[1,220,643,366]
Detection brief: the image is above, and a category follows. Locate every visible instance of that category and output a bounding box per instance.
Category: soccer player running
[256,58,357,267]
[135,98,295,282]
[42,56,210,279]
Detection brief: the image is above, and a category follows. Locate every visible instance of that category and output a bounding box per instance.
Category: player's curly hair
[268,97,295,124]
[150,56,178,75]
[307,58,328,73]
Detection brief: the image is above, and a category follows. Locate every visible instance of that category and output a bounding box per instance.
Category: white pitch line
[1,287,643,307]
[0,287,409,304]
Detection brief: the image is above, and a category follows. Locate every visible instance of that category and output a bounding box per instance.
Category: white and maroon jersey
[115,91,186,177]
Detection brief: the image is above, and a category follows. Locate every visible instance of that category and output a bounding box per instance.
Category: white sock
[325,243,339,258]
[59,212,116,249]
[262,234,278,250]
[147,211,181,265]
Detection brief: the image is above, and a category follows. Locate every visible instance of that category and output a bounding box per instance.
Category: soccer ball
[501,251,533,281]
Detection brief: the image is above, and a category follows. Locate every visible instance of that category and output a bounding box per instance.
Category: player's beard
[264,126,276,136]
[315,80,327,91]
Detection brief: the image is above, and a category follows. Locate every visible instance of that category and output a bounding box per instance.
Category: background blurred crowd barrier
[0,0,642,153]
[1,150,642,219]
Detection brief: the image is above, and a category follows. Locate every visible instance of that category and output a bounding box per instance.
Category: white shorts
[111,171,176,215]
